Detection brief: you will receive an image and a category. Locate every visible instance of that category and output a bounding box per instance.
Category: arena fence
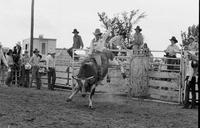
[0,49,198,104]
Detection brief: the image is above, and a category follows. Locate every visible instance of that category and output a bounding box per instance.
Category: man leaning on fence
[46,49,56,90]
[182,36,199,109]
[183,51,198,109]
[5,49,14,87]
[21,51,30,88]
[29,49,41,89]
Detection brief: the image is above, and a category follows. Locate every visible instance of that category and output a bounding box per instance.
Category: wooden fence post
[129,54,150,97]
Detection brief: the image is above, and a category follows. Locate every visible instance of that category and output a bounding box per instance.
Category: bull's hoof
[66,98,72,102]
[82,94,86,97]
[89,106,95,110]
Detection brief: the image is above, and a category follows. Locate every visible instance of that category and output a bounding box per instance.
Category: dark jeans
[31,66,41,89]
[47,68,56,90]
[5,66,14,86]
[20,65,30,87]
[184,76,196,107]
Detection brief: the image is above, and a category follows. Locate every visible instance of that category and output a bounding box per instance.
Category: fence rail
[0,49,198,104]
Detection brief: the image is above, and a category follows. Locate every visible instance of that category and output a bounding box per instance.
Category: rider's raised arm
[101,28,112,44]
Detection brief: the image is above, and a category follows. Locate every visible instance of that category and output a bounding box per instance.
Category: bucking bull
[66,49,125,109]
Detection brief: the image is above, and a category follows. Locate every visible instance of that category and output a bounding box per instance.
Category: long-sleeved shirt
[29,54,40,67]
[88,29,111,54]
[21,55,30,65]
[46,55,56,68]
[6,55,14,66]
[165,44,180,56]
[130,32,144,46]
[0,49,8,67]
[72,35,84,49]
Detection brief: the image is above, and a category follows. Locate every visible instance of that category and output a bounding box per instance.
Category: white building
[22,35,57,59]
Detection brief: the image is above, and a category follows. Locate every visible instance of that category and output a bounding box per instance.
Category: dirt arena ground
[0,86,198,128]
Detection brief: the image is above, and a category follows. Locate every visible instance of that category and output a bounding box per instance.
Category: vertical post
[72,49,75,90]
[66,67,70,85]
[30,0,34,57]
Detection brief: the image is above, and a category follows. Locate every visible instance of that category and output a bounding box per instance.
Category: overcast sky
[0,0,199,52]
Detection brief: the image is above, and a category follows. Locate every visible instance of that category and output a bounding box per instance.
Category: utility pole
[30,0,34,56]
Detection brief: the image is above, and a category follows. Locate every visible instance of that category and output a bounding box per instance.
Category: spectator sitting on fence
[5,49,14,87]
[29,49,42,89]
[130,26,144,54]
[46,49,56,90]
[20,51,30,88]
[183,51,198,109]
[187,36,198,51]
[67,29,84,61]
[164,36,180,70]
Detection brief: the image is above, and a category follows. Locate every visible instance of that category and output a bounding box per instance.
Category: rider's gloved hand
[185,76,189,81]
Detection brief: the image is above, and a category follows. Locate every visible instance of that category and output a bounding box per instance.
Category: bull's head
[72,61,98,92]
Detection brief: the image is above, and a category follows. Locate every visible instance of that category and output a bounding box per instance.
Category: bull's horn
[86,76,95,80]
[72,75,94,80]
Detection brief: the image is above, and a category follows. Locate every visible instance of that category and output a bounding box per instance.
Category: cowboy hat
[134,26,142,31]
[16,41,21,46]
[33,49,39,53]
[72,29,79,34]
[169,36,178,43]
[93,28,102,35]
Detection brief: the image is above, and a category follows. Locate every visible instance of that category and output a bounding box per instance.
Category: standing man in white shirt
[46,50,56,90]
[21,51,30,87]
[29,49,41,89]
